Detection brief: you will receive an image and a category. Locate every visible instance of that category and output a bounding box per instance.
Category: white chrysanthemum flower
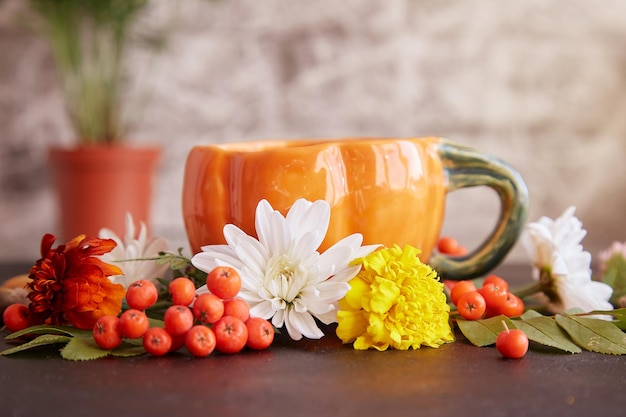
[191,198,379,340]
[521,206,613,314]
[99,213,170,288]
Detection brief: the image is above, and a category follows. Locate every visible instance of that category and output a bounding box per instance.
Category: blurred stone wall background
[1,0,626,265]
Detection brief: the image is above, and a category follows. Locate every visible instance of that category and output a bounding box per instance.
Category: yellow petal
[336,310,368,343]
[343,277,369,310]
[369,279,400,313]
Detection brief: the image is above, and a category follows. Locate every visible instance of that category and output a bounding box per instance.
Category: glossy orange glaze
[182,137,447,260]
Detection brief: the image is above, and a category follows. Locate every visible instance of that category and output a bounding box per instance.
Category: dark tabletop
[0,262,624,417]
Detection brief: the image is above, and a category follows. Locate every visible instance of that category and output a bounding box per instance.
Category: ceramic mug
[182,137,528,280]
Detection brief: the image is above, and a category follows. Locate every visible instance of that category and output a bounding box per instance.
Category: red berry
[450,280,477,305]
[143,327,172,356]
[163,305,194,336]
[206,266,241,299]
[92,315,122,350]
[478,283,508,310]
[496,322,529,359]
[2,303,31,332]
[169,277,197,306]
[126,280,159,311]
[483,274,509,292]
[169,333,186,353]
[213,316,248,354]
[498,293,525,318]
[245,317,274,350]
[223,298,250,322]
[456,291,486,320]
[119,309,150,339]
[185,325,216,357]
[437,236,468,256]
[192,293,224,324]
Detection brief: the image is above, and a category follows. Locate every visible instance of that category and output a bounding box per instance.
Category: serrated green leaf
[515,316,581,353]
[0,334,71,356]
[456,315,516,347]
[110,343,146,357]
[5,324,89,340]
[585,308,626,330]
[60,336,112,361]
[555,315,626,355]
[520,309,543,320]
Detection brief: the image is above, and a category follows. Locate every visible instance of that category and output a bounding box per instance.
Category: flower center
[265,254,301,304]
[268,254,295,282]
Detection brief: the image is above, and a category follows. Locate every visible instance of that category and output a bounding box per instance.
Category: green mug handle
[430,140,529,280]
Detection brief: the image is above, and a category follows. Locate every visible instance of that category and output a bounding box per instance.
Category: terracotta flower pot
[48,145,161,241]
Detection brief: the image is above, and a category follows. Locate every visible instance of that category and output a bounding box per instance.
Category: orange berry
[192,293,224,324]
[143,327,172,356]
[93,315,122,350]
[207,266,241,299]
[169,277,197,306]
[126,280,159,311]
[223,298,250,322]
[163,305,194,336]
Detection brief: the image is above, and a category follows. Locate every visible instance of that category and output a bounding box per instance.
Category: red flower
[27,234,126,330]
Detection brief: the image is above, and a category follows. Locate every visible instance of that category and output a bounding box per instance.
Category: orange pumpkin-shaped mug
[182,137,528,280]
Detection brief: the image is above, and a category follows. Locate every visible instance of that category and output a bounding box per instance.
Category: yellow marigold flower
[336,244,454,350]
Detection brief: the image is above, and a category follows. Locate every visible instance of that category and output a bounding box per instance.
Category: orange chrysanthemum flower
[27,233,126,330]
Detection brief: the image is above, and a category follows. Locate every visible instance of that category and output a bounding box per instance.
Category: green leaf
[584,308,626,330]
[555,315,626,355]
[515,316,581,353]
[61,336,112,361]
[5,324,90,340]
[520,309,543,320]
[456,315,516,347]
[0,334,71,356]
[602,254,626,305]
[110,343,146,357]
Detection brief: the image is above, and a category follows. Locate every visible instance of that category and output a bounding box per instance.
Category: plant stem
[511,281,543,299]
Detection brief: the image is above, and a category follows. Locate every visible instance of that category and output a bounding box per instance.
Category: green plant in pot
[30,0,162,241]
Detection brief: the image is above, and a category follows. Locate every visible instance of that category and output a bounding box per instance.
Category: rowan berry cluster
[450,274,525,320]
[92,266,274,357]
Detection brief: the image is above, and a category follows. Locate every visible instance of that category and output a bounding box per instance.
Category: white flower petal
[98,212,170,288]
[293,297,309,313]
[557,281,613,313]
[329,264,363,283]
[144,236,169,256]
[308,281,350,303]
[272,309,286,329]
[289,230,319,260]
[223,224,250,248]
[233,237,269,278]
[192,245,243,271]
[287,199,330,248]
[522,207,613,314]
[248,300,276,320]
[313,308,338,325]
[273,211,294,255]
[286,310,324,339]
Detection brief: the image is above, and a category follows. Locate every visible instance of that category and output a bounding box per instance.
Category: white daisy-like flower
[521,206,613,314]
[99,213,170,288]
[191,198,380,340]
